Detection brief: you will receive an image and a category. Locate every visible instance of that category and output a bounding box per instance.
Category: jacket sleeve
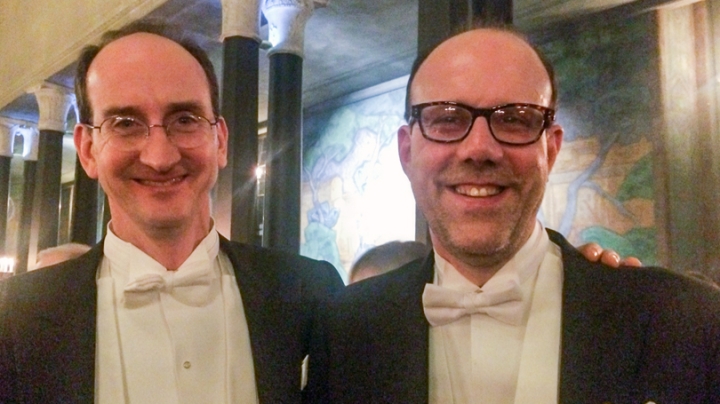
[302,262,342,404]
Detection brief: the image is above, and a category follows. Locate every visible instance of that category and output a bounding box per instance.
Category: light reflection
[0,256,15,273]
[255,165,265,179]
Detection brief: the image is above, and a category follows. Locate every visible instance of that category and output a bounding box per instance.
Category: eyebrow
[99,106,143,120]
[98,101,211,121]
[164,101,209,117]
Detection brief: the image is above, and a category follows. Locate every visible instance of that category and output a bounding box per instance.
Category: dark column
[0,120,14,255]
[259,1,314,253]
[216,0,262,243]
[15,156,37,275]
[71,158,98,245]
[30,84,73,254]
[418,0,471,53]
[262,53,303,253]
[218,36,260,245]
[34,130,64,251]
[0,156,11,255]
[473,0,513,25]
[418,0,514,60]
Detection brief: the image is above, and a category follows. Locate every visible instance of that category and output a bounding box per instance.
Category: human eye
[423,106,469,130]
[169,113,202,133]
[106,116,145,137]
[493,107,542,132]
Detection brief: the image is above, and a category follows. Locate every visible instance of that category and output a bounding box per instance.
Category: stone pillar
[15,127,38,274]
[418,0,511,55]
[29,82,74,253]
[0,119,15,256]
[71,154,98,246]
[216,0,262,244]
[473,0,513,25]
[261,0,313,253]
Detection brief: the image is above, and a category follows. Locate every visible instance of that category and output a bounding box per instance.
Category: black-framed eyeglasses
[410,101,555,146]
[83,112,219,151]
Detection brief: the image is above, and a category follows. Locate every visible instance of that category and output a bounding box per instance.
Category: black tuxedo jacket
[0,237,343,404]
[308,230,720,404]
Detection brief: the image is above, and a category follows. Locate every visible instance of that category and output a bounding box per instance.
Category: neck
[432,224,537,287]
[109,219,212,270]
[436,249,509,287]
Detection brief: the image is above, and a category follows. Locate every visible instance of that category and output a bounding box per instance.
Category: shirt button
[183,361,191,369]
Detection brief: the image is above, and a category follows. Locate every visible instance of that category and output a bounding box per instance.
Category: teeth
[141,177,182,186]
[455,185,501,197]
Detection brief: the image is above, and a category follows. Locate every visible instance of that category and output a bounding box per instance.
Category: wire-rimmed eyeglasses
[409,101,555,146]
[83,112,219,151]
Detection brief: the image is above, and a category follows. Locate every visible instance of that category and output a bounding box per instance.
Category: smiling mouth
[137,176,185,187]
[454,184,503,197]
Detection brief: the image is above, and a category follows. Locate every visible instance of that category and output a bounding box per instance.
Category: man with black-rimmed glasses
[308,27,720,404]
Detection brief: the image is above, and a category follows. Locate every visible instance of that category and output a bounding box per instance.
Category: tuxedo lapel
[549,230,648,403]
[13,244,102,403]
[221,239,304,404]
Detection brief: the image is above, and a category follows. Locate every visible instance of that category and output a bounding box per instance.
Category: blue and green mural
[537,11,660,264]
[300,88,415,280]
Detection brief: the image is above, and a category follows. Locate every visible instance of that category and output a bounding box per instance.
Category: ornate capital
[221,0,262,41]
[19,126,39,161]
[263,0,314,57]
[0,118,15,157]
[28,82,75,132]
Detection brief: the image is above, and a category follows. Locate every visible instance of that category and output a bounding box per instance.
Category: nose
[138,126,181,172]
[455,116,504,163]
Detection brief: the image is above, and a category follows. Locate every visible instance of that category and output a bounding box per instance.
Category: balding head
[405,27,557,121]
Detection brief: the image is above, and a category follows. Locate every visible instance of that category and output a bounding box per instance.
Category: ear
[73,124,99,179]
[215,116,229,169]
[397,124,413,176]
[545,123,563,172]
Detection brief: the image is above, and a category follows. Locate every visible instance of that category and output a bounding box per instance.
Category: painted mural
[537,12,659,265]
[300,88,415,281]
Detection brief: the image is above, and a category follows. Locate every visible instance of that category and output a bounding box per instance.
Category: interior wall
[0,0,167,110]
[657,0,720,278]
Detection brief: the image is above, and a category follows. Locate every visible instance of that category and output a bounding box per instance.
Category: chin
[445,224,514,256]
[140,208,191,227]
[457,239,508,257]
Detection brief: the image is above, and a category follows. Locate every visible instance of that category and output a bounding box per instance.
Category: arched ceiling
[0,0,659,124]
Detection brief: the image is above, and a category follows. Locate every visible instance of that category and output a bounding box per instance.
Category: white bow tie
[123,266,215,308]
[422,280,524,326]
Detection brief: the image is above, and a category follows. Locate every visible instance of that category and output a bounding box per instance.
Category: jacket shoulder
[219,238,344,294]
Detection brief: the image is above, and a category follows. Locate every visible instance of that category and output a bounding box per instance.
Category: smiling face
[74,33,228,244]
[398,29,563,277]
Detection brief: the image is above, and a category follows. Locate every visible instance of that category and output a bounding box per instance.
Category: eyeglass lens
[99,113,213,150]
[419,104,546,144]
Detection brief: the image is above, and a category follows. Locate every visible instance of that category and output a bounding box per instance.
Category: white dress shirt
[428,222,564,404]
[95,224,258,404]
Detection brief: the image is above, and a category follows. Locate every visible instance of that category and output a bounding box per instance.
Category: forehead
[411,29,552,107]
[86,33,211,115]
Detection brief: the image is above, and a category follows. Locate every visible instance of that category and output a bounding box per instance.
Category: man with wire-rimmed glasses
[0,21,342,404]
[308,27,720,404]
